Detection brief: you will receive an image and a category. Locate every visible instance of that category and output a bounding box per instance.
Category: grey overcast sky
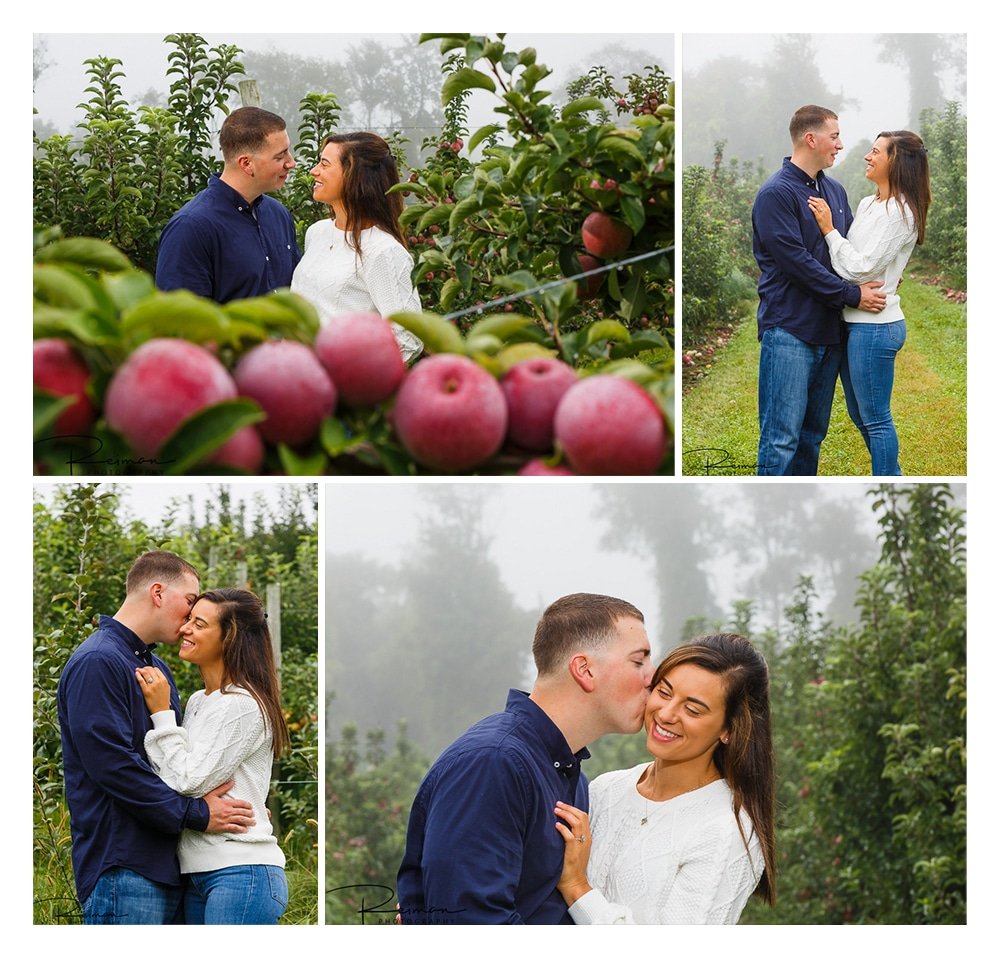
[682,33,966,162]
[33,32,675,135]
[324,480,896,651]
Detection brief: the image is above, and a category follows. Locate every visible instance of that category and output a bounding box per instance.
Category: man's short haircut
[533,593,644,676]
[789,105,838,143]
[219,107,287,162]
[125,551,200,595]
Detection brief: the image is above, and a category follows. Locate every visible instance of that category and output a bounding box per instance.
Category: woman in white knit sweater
[291,131,423,364]
[808,131,932,475]
[135,589,289,924]
[554,634,775,924]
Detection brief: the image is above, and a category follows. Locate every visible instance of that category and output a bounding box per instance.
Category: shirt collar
[504,689,591,772]
[99,613,156,665]
[782,155,827,191]
[208,173,264,214]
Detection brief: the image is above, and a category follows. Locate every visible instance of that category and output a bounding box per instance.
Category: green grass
[680,278,967,476]
[33,796,319,925]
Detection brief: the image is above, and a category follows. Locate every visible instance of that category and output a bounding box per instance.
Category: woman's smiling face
[864,136,892,185]
[178,598,225,668]
[311,141,345,206]
[644,663,728,765]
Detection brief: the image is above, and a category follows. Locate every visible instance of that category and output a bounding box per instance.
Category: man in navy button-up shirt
[752,105,887,475]
[155,107,300,304]
[57,551,256,923]
[397,593,654,924]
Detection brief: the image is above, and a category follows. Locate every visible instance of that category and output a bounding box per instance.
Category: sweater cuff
[568,889,611,924]
[149,710,179,730]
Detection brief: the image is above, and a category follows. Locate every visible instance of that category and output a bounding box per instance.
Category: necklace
[639,765,719,825]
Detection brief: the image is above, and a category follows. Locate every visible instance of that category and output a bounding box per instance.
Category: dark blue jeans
[184,864,288,924]
[82,867,182,924]
[840,320,906,476]
[757,326,842,475]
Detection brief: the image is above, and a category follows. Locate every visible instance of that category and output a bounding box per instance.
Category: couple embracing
[397,593,776,924]
[754,105,932,476]
[57,551,289,924]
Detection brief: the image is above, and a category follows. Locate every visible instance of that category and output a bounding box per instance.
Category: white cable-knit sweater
[823,194,917,325]
[291,218,423,363]
[569,763,764,924]
[145,685,285,874]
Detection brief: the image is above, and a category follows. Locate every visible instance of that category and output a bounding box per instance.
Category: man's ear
[237,153,255,177]
[150,582,165,608]
[568,653,596,693]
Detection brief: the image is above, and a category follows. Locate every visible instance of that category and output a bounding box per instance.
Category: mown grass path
[680,279,967,476]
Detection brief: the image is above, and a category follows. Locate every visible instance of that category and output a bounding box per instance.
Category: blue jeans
[757,326,842,475]
[840,320,906,476]
[82,867,182,924]
[184,864,288,925]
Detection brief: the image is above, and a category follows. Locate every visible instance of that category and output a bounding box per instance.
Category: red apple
[501,357,578,452]
[104,338,237,458]
[234,340,336,447]
[392,354,507,472]
[575,254,604,300]
[206,425,264,473]
[553,375,667,475]
[33,338,97,435]
[314,313,406,408]
[517,459,576,476]
[582,211,633,259]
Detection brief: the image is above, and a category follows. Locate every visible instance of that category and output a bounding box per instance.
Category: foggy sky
[32,479,314,529]
[32,33,675,137]
[324,480,897,651]
[681,33,966,165]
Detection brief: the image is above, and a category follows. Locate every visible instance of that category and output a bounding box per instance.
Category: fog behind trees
[325,482,964,760]
[682,33,966,172]
[32,33,674,161]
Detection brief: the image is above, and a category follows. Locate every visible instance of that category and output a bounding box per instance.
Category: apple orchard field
[33,34,674,476]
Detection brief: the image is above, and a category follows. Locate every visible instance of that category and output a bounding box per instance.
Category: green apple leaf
[389,311,465,355]
[277,443,328,476]
[158,399,265,475]
[34,237,134,272]
[441,68,496,105]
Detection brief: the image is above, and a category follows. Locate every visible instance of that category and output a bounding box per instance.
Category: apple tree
[400,34,673,349]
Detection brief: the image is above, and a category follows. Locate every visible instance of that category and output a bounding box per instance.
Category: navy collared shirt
[155,174,300,304]
[752,158,861,345]
[56,616,210,905]
[396,689,590,924]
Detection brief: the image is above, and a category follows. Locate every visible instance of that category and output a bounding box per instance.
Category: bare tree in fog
[877,34,967,130]
[596,485,878,642]
[326,485,537,759]
[683,35,853,168]
[240,47,351,134]
[596,484,722,648]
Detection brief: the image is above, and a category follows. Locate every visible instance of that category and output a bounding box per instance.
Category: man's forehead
[267,130,291,152]
[611,615,649,647]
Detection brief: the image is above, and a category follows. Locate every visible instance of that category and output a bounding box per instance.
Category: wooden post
[266,582,282,674]
[239,79,262,108]
[265,580,282,835]
[235,561,248,590]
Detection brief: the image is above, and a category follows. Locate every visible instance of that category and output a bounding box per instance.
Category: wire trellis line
[441,245,674,323]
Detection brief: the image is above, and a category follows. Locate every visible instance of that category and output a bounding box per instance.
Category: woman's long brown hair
[322,131,407,258]
[200,588,289,759]
[650,633,777,905]
[877,129,932,245]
